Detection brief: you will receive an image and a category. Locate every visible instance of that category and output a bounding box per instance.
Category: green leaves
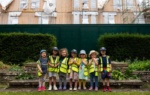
[128,60,150,71]
[112,70,125,80]
[0,33,57,65]
[98,33,150,61]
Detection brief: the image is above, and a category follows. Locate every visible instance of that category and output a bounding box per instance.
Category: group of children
[37,47,112,92]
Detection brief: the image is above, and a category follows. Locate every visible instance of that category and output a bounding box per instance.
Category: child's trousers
[90,72,98,88]
[59,72,67,87]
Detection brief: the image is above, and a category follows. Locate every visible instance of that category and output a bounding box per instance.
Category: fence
[0,24,150,52]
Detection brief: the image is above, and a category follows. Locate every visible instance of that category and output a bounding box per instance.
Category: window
[8,12,22,24]
[102,12,116,24]
[82,13,89,24]
[113,0,122,10]
[82,0,89,9]
[20,0,28,9]
[134,12,145,24]
[124,0,133,9]
[38,17,49,24]
[35,12,57,24]
[73,0,80,9]
[72,12,80,24]
[91,12,98,24]
[90,0,97,9]
[31,0,40,9]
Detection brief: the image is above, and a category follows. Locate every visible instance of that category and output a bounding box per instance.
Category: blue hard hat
[40,49,46,53]
[80,50,86,55]
[100,47,106,51]
[71,49,77,54]
[52,47,59,51]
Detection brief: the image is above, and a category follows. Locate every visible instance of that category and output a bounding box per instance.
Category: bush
[98,33,150,61]
[0,33,57,65]
[128,60,150,71]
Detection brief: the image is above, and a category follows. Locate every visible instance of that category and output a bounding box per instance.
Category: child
[88,50,99,91]
[68,49,80,91]
[58,48,69,90]
[37,49,49,92]
[99,47,112,92]
[78,50,88,90]
[48,47,59,90]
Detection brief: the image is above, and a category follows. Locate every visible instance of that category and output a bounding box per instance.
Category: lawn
[0,92,150,95]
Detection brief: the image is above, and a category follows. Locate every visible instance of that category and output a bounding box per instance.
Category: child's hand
[40,70,43,73]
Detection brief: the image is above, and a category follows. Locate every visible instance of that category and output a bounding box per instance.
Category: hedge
[98,33,150,61]
[0,33,57,65]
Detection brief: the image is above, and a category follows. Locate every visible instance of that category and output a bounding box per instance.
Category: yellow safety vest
[99,56,110,72]
[68,58,79,73]
[59,58,68,73]
[79,58,88,76]
[48,56,59,73]
[89,60,98,76]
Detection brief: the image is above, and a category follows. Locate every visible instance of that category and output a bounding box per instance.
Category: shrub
[98,33,150,61]
[128,60,150,71]
[0,33,57,65]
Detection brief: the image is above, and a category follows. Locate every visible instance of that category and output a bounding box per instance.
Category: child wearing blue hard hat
[99,47,112,92]
[37,49,49,92]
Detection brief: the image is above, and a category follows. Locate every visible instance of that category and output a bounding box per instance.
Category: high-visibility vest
[48,56,59,73]
[79,58,88,76]
[89,60,98,76]
[68,58,79,73]
[37,58,48,77]
[99,56,110,72]
[59,58,68,73]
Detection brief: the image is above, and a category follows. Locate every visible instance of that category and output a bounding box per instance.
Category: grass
[0,92,150,95]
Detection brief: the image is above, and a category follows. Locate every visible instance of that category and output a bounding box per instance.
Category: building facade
[0,0,149,24]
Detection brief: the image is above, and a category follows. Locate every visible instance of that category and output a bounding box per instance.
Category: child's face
[100,50,106,55]
[61,50,67,57]
[71,53,77,58]
[80,54,86,59]
[91,53,97,58]
[41,52,47,58]
[52,50,58,55]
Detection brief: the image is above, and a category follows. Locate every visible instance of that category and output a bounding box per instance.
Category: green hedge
[0,33,57,65]
[98,33,150,61]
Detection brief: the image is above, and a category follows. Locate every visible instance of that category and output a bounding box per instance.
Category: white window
[20,0,28,9]
[73,0,80,9]
[91,12,98,24]
[31,0,40,9]
[8,12,22,24]
[39,17,49,24]
[90,0,97,9]
[72,12,80,24]
[35,12,57,24]
[125,0,133,9]
[82,15,88,24]
[82,0,89,9]
[136,0,143,6]
[134,12,145,24]
[102,12,116,24]
[113,0,122,10]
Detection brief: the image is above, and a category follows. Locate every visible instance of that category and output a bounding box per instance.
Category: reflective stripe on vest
[48,56,59,72]
[59,58,68,73]
[89,61,98,76]
[100,56,110,72]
